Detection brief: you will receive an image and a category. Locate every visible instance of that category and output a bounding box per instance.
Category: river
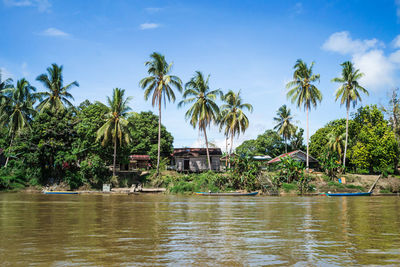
[0,193,399,266]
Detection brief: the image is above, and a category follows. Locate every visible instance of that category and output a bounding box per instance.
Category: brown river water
[0,193,400,266]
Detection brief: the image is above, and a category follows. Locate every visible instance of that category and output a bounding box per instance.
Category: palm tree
[178,71,221,170]
[219,90,253,155]
[273,105,296,153]
[327,131,345,162]
[96,88,132,177]
[139,52,182,175]
[36,63,79,113]
[0,70,13,104]
[332,61,368,170]
[286,59,322,171]
[0,78,37,167]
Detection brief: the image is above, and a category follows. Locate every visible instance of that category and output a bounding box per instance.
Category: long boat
[324,192,371,197]
[44,191,79,195]
[195,192,258,196]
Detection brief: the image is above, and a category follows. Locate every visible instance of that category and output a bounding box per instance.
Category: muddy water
[0,193,399,266]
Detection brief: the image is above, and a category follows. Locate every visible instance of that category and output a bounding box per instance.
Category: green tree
[139,52,182,175]
[286,59,322,170]
[273,104,296,153]
[0,79,37,167]
[327,131,345,163]
[219,90,253,155]
[290,127,305,151]
[236,129,285,157]
[36,64,79,113]
[179,71,221,170]
[127,111,174,163]
[0,70,13,104]
[349,105,398,173]
[96,88,132,177]
[332,61,368,170]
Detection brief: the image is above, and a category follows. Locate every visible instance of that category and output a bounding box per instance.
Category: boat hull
[195,192,258,196]
[44,191,78,195]
[325,192,371,197]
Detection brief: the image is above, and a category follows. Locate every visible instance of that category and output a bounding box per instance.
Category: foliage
[276,156,305,183]
[273,105,296,152]
[318,152,342,180]
[236,129,286,157]
[127,111,173,163]
[230,156,261,191]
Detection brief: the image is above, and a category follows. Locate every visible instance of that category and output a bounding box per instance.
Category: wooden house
[173,148,222,172]
[268,150,318,168]
[113,155,151,171]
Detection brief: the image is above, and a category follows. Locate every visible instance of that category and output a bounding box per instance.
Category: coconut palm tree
[327,131,345,162]
[332,61,368,171]
[36,63,79,113]
[178,71,221,170]
[286,59,322,171]
[0,70,13,104]
[273,105,296,153]
[0,78,37,167]
[139,52,182,175]
[219,90,253,155]
[96,88,132,177]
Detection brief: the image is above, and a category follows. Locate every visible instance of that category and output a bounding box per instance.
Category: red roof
[129,155,150,160]
[268,150,318,164]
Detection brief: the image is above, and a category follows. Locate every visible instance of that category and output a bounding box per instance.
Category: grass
[282,183,297,193]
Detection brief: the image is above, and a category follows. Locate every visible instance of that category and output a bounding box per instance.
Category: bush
[282,183,297,192]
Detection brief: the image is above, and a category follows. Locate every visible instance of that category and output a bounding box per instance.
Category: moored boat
[324,192,371,197]
[195,192,258,196]
[44,191,78,195]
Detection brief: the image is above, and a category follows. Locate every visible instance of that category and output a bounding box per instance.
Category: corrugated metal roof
[268,150,318,164]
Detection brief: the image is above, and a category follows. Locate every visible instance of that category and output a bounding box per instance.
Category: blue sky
[1,0,400,151]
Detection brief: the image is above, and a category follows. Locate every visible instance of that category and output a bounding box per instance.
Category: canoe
[195,192,258,196]
[324,192,371,197]
[44,191,78,195]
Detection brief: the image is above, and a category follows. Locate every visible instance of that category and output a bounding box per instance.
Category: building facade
[173,148,222,172]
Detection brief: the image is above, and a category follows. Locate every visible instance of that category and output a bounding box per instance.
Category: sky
[1,0,400,151]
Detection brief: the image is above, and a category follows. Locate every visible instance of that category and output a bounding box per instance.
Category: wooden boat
[195,192,258,196]
[324,192,371,197]
[44,191,78,195]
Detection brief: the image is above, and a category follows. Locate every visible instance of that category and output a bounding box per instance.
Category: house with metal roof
[268,150,318,168]
[172,148,222,172]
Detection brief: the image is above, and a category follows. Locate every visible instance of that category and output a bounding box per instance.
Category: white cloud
[0,67,13,80]
[353,50,396,90]
[322,31,382,55]
[21,62,29,77]
[145,7,162,13]
[40,27,70,37]
[322,31,400,91]
[2,0,51,12]
[292,2,303,15]
[139,23,160,30]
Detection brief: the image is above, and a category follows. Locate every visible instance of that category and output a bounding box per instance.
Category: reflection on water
[0,193,399,266]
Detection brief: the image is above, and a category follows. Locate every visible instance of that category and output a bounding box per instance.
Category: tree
[273,105,296,153]
[0,70,13,104]
[96,88,132,177]
[0,79,37,167]
[290,127,305,151]
[139,52,182,175]
[286,59,322,171]
[327,131,345,163]
[236,129,285,157]
[332,61,368,171]
[219,90,253,155]
[179,71,221,170]
[36,63,79,113]
[127,111,174,163]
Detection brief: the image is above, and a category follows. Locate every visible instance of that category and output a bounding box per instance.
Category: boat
[44,191,78,195]
[195,192,258,196]
[324,192,371,197]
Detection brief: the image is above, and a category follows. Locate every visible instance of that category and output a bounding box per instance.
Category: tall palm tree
[286,59,322,171]
[36,63,79,113]
[139,52,182,175]
[273,104,296,153]
[0,79,37,167]
[178,71,221,170]
[332,61,368,170]
[327,131,345,162]
[219,90,253,155]
[0,70,13,104]
[96,88,132,177]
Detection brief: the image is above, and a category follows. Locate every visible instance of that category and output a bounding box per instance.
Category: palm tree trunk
[203,125,211,170]
[157,97,162,175]
[343,106,349,172]
[225,137,228,168]
[113,134,117,177]
[4,136,14,168]
[230,134,234,156]
[284,135,287,153]
[306,107,309,172]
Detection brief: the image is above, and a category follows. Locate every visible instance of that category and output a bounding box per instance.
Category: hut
[114,155,151,171]
[268,150,318,168]
[173,148,222,172]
